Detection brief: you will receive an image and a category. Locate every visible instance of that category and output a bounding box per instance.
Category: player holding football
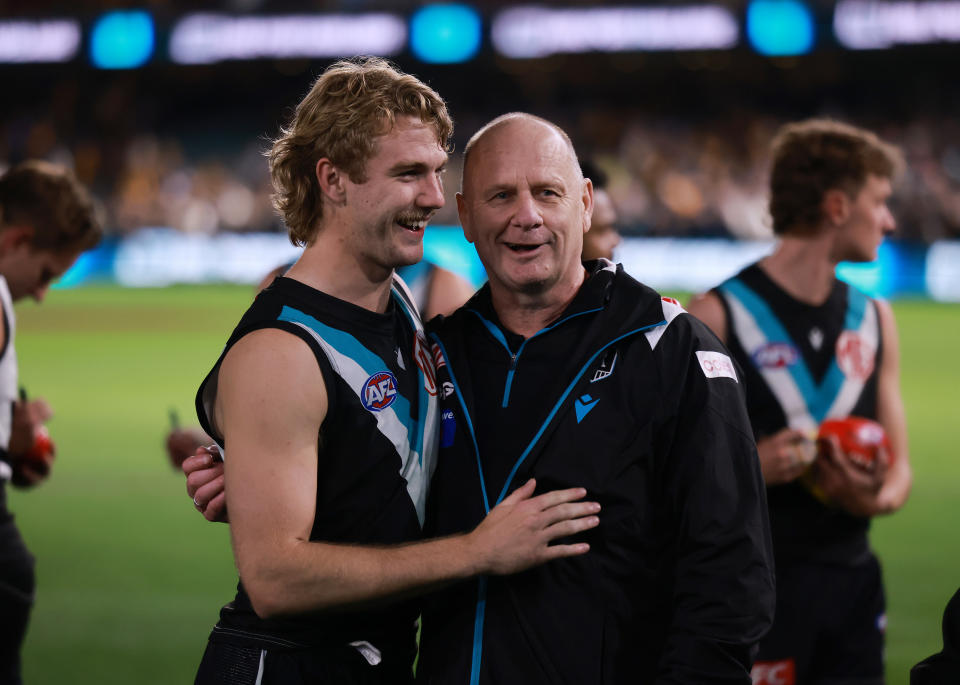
[688,119,912,684]
[0,160,101,685]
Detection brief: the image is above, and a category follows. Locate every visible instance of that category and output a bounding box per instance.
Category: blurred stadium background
[3,0,959,682]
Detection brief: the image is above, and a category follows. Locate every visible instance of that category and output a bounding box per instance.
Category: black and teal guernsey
[195,275,439,658]
[715,263,882,565]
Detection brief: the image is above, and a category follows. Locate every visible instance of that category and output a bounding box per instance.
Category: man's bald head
[461,113,581,194]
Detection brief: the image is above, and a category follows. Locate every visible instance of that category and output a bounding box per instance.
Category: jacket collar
[467,259,618,340]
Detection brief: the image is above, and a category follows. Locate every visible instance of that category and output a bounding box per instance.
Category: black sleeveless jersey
[714,263,882,565]
[195,276,439,653]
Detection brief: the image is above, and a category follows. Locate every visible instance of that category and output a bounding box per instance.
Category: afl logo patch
[362,371,398,412]
[752,342,799,369]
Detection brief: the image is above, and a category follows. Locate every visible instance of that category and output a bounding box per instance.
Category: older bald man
[419,113,775,684]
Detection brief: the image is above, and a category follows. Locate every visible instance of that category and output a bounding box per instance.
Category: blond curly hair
[269,57,453,246]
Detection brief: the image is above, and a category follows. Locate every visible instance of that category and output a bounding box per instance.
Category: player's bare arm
[686,291,728,345]
[872,299,911,514]
[217,329,599,618]
[815,300,910,517]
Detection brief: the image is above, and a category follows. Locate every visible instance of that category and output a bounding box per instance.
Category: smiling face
[458,118,592,298]
[832,174,896,263]
[339,115,448,272]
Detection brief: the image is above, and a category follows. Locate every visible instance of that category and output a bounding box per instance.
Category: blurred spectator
[4,73,960,243]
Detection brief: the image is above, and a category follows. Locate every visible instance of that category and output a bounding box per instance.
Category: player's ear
[581,177,594,235]
[822,188,851,226]
[456,193,475,243]
[316,158,347,206]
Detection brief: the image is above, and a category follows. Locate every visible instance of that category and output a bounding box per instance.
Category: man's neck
[286,233,394,314]
[760,233,838,306]
[489,267,587,339]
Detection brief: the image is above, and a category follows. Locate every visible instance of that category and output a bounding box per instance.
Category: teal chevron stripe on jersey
[278,305,432,525]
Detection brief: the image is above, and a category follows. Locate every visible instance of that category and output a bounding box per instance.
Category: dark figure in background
[911,588,960,684]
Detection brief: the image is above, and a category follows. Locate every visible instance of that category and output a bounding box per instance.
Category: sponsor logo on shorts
[877,612,887,632]
[752,342,799,369]
[362,371,399,412]
[696,350,738,382]
[836,330,875,380]
[751,659,796,685]
[441,381,455,399]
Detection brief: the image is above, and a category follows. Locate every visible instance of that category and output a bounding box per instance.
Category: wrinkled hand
[468,479,600,576]
[166,427,210,469]
[812,435,888,517]
[183,446,227,522]
[757,428,816,485]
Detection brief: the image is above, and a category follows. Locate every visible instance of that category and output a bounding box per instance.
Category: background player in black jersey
[0,160,101,685]
[688,119,912,684]
[189,59,600,684]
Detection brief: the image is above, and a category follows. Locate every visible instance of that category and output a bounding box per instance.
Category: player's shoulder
[685,291,728,343]
[637,293,725,354]
[224,327,318,372]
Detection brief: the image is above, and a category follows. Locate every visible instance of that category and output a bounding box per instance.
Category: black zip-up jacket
[419,261,775,684]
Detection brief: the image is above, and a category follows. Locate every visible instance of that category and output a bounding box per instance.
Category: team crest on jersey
[414,331,438,396]
[431,342,447,369]
[752,342,799,369]
[362,371,399,411]
[836,330,875,381]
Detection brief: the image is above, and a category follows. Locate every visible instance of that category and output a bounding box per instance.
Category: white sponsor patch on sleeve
[696,350,738,382]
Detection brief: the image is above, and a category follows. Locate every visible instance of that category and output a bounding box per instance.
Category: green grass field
[9,284,959,683]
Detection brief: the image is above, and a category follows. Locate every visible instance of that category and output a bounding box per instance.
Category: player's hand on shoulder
[184,446,228,523]
[756,428,815,486]
[468,478,600,575]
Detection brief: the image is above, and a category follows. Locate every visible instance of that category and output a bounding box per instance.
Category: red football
[27,425,56,463]
[818,417,891,470]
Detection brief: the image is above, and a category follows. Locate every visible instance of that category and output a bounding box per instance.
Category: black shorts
[195,632,415,685]
[753,554,885,685]
[0,491,37,685]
